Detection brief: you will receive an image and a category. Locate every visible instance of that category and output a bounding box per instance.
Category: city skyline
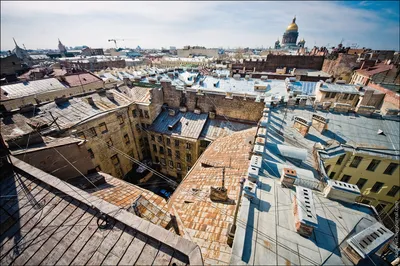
[1,1,399,51]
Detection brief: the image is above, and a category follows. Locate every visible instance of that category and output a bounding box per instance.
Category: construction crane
[108,39,124,49]
[108,38,137,49]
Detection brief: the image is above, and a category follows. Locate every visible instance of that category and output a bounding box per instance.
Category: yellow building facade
[324,151,399,215]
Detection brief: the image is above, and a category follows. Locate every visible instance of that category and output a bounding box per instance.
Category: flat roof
[319,82,360,94]
[268,108,400,160]
[200,118,256,141]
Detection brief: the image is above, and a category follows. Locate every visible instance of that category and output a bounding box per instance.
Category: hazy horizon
[1,1,399,51]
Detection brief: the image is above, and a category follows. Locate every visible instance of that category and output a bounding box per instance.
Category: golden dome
[286,16,298,32]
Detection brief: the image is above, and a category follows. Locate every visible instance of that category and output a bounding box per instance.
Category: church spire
[13,37,18,47]
[292,16,296,23]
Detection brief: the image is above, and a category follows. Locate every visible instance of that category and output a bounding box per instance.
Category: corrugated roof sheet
[1,78,66,99]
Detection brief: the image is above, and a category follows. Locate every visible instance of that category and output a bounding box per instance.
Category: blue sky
[1,1,399,51]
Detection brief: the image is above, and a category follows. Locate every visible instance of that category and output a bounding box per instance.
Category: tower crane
[108,38,137,49]
[108,39,124,49]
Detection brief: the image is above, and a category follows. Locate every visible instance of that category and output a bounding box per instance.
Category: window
[341,174,351,183]
[342,94,349,100]
[159,146,164,154]
[383,163,398,175]
[111,155,119,165]
[336,154,345,165]
[169,160,174,168]
[77,132,86,139]
[132,109,137,118]
[144,110,149,118]
[186,143,191,150]
[12,62,16,65]
[371,182,384,193]
[154,156,159,163]
[329,172,336,178]
[139,138,144,147]
[88,127,97,137]
[88,148,94,159]
[361,199,370,205]
[387,185,400,197]
[107,138,113,147]
[349,94,355,100]
[366,159,381,172]
[356,178,368,190]
[200,140,209,148]
[139,109,144,118]
[176,162,181,170]
[349,156,363,168]
[176,151,180,159]
[153,144,157,152]
[167,148,172,157]
[175,139,180,147]
[117,115,124,125]
[166,138,171,146]
[187,166,191,172]
[186,153,192,162]
[151,135,155,141]
[160,158,166,166]
[141,123,146,129]
[375,203,387,214]
[331,92,337,98]
[95,165,101,171]
[99,122,108,134]
[135,124,141,133]
[124,134,130,144]
[158,136,162,143]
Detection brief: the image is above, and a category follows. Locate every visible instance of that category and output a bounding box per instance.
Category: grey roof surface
[319,83,359,94]
[149,110,208,140]
[290,81,318,95]
[1,78,67,99]
[230,172,381,266]
[268,108,400,160]
[0,157,202,265]
[200,119,256,141]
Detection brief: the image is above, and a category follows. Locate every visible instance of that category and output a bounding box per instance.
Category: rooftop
[318,82,360,94]
[149,110,209,140]
[167,128,257,265]
[267,108,400,160]
[230,168,382,265]
[0,156,203,265]
[200,118,256,141]
[0,78,66,100]
[356,64,394,77]
[62,73,103,87]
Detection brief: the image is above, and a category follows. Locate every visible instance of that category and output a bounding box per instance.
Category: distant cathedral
[274,16,306,50]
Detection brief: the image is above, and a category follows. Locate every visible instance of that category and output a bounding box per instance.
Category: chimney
[311,114,329,133]
[333,102,351,113]
[106,91,114,101]
[293,116,311,137]
[280,168,297,188]
[355,105,375,116]
[323,179,361,203]
[293,186,318,238]
[87,97,95,105]
[344,222,394,265]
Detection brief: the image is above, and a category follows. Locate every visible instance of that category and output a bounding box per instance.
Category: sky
[1,1,399,51]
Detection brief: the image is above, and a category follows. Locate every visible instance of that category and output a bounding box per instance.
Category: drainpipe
[227,177,246,247]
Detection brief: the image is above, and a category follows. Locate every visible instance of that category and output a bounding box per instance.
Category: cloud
[1,1,398,51]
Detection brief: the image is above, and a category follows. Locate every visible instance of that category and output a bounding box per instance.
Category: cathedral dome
[286,17,298,32]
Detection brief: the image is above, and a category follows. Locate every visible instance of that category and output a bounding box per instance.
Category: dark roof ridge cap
[10,156,203,265]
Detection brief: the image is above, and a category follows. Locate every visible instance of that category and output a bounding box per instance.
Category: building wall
[315,87,360,107]
[322,54,360,83]
[14,141,95,181]
[350,72,369,86]
[366,82,400,112]
[231,55,325,73]
[147,132,199,181]
[161,80,264,122]
[324,151,400,215]
[0,54,27,77]
[177,48,219,58]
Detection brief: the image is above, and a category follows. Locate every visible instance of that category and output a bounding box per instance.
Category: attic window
[377,129,385,136]
[3,92,8,96]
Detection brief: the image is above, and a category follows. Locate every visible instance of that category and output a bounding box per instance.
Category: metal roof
[200,118,255,141]
[148,110,208,140]
[318,82,360,94]
[1,78,66,99]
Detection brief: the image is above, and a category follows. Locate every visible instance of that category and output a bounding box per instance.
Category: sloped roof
[0,156,203,265]
[0,78,66,99]
[356,64,393,77]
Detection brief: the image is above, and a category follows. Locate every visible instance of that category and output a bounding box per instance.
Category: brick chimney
[293,116,311,137]
[311,114,329,133]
